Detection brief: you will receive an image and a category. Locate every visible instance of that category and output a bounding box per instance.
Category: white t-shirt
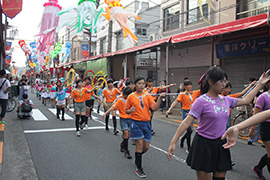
[20,100,33,106]
[35,78,41,84]
[0,78,11,99]
[19,100,33,116]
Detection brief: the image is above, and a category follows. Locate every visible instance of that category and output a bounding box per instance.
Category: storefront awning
[86,58,108,76]
[171,13,268,44]
[57,37,171,68]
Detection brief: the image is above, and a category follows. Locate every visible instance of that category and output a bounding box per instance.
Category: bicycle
[6,92,17,113]
[232,105,253,137]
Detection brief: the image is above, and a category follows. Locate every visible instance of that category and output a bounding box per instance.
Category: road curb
[0,124,4,180]
[2,115,38,180]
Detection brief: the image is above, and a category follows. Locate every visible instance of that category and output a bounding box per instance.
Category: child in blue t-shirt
[53,84,69,121]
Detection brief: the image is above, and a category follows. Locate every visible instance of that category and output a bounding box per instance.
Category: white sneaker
[76,131,80,137]
[85,124,88,129]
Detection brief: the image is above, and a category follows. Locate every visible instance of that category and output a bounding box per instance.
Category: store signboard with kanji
[216,36,270,58]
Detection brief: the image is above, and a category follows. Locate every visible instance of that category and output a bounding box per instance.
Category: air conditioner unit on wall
[149,34,156,42]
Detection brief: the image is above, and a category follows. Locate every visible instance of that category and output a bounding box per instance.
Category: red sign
[5,55,11,66]
[3,0,23,19]
[81,45,89,58]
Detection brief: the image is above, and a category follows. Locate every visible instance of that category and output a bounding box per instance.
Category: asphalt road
[2,93,269,180]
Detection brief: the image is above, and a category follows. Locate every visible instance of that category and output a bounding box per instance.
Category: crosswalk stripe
[48,109,74,120]
[24,126,107,134]
[32,109,48,121]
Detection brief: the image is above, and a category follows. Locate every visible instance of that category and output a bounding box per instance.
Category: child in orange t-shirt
[166,80,201,152]
[68,79,97,137]
[145,77,176,135]
[102,87,133,159]
[126,77,166,178]
[102,79,121,134]
[84,77,101,128]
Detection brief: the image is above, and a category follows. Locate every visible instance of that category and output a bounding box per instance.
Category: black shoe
[180,139,184,148]
[124,150,132,159]
[247,141,253,145]
[57,114,60,119]
[90,115,92,120]
[151,130,155,135]
[114,130,119,135]
[232,161,236,167]
[262,144,265,148]
[61,117,65,121]
[120,142,124,152]
[135,168,146,178]
[97,110,100,114]
[105,127,109,131]
[80,123,85,130]
[252,166,266,180]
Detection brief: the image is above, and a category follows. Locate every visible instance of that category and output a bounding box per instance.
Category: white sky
[6,0,160,67]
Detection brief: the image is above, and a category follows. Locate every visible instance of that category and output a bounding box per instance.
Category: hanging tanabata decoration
[18,40,31,55]
[37,0,62,53]
[198,0,228,24]
[29,42,41,72]
[61,41,72,63]
[50,42,62,60]
[102,0,142,43]
[58,0,103,33]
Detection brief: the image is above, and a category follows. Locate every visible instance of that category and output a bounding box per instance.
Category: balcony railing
[237,5,270,19]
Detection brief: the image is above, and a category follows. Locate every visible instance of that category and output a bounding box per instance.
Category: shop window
[187,0,208,24]
[73,48,77,60]
[163,3,180,32]
[100,38,106,54]
[237,0,270,19]
[115,31,123,51]
[136,27,147,36]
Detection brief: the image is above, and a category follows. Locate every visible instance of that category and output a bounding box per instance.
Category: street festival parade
[1,0,270,180]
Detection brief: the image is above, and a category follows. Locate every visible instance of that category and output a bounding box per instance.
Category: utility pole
[107,21,113,53]
[0,2,4,70]
[88,31,92,58]
[3,16,7,69]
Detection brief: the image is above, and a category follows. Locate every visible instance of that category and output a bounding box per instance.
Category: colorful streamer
[57,0,103,33]
[102,0,142,43]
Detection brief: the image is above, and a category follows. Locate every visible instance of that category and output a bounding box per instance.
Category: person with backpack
[0,70,11,123]
[17,94,33,119]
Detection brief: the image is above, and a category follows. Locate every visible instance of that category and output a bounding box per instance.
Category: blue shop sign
[216,36,270,58]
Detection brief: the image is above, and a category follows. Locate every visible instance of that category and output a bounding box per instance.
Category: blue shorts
[130,120,152,142]
[182,109,193,125]
[120,118,131,131]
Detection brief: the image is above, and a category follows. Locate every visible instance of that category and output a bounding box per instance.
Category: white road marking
[92,108,119,117]
[24,126,109,134]
[48,108,74,120]
[69,108,74,112]
[32,109,48,121]
[29,107,185,163]
[92,118,186,163]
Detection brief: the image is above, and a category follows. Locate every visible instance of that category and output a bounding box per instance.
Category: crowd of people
[0,66,270,179]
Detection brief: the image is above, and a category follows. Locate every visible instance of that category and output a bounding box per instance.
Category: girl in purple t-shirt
[248,81,270,180]
[167,67,270,180]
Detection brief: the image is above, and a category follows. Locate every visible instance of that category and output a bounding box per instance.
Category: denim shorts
[120,118,131,131]
[130,120,152,142]
[182,109,193,124]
